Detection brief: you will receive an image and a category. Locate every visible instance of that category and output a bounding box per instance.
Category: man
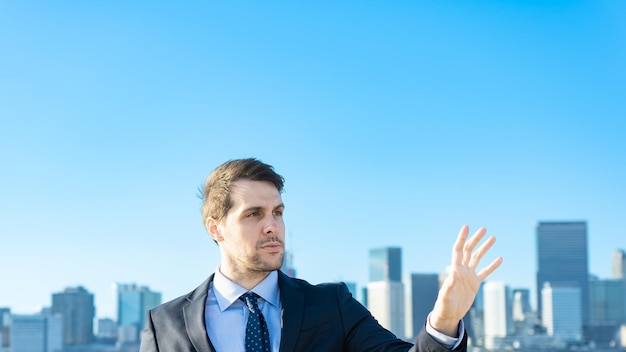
[140,158,502,351]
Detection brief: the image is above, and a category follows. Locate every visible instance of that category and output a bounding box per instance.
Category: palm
[430,226,503,336]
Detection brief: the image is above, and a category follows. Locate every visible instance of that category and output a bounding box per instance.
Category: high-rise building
[0,308,10,349]
[512,288,531,322]
[404,273,439,340]
[51,286,95,345]
[117,283,162,343]
[589,277,625,324]
[536,221,589,323]
[96,318,117,342]
[280,251,296,278]
[612,249,626,279]
[369,247,402,282]
[10,313,63,352]
[367,247,404,338]
[482,281,513,350]
[541,282,583,342]
[367,281,405,339]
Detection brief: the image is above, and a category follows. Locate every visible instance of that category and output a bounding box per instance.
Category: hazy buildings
[117,283,161,343]
[280,251,297,278]
[51,286,95,346]
[404,273,439,340]
[482,281,513,350]
[10,313,63,352]
[612,249,626,279]
[367,281,405,339]
[536,221,589,323]
[367,247,405,339]
[369,247,402,282]
[541,283,583,343]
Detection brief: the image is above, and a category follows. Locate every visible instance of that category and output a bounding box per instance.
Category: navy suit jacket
[140,271,467,352]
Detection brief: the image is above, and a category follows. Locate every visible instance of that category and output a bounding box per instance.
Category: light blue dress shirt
[205,268,463,351]
[205,269,282,352]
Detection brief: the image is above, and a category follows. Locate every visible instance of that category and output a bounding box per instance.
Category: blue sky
[1,1,624,319]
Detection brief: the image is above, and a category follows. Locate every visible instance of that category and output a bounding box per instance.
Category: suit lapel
[183,275,216,352]
[278,271,304,352]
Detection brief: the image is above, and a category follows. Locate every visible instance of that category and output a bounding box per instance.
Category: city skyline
[1,1,625,320]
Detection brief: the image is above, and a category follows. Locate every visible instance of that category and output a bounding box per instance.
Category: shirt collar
[212,268,280,312]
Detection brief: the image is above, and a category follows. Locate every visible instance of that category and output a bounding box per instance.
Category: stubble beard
[248,236,284,273]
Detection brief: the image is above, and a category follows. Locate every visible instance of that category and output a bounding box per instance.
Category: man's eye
[247,211,260,217]
[273,210,283,216]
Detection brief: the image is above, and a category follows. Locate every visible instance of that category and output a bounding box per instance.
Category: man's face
[214,179,285,276]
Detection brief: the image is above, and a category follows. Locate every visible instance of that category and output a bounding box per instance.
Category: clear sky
[1,1,625,320]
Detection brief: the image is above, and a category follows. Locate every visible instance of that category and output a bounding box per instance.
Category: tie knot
[239,292,260,313]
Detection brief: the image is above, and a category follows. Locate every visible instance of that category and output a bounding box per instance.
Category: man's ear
[206,217,224,242]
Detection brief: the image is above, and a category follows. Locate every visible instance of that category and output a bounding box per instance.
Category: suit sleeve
[139,310,159,352]
[336,283,466,352]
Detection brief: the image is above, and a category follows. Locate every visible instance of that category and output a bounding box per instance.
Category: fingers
[463,227,487,265]
[451,225,469,266]
[468,234,494,270]
[477,256,503,281]
[452,225,502,281]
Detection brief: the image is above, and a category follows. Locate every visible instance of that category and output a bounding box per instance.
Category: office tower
[404,273,439,340]
[280,251,296,278]
[369,247,402,282]
[51,286,95,345]
[536,221,589,323]
[541,283,582,342]
[613,249,626,279]
[367,281,405,338]
[367,247,404,338]
[512,288,531,322]
[589,277,625,324]
[10,313,63,352]
[483,281,513,350]
[117,283,162,343]
[0,308,9,349]
[96,318,117,342]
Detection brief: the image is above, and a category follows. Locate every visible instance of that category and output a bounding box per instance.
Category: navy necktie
[239,292,271,352]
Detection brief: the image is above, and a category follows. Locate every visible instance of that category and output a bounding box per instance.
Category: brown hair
[201,158,285,227]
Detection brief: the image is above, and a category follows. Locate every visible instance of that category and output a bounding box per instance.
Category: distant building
[536,221,589,323]
[117,283,161,343]
[10,313,63,352]
[51,286,95,345]
[482,281,513,350]
[404,273,438,340]
[369,247,402,282]
[367,281,405,339]
[280,251,296,278]
[0,308,10,349]
[612,249,626,279]
[511,288,533,335]
[589,277,625,324]
[96,318,117,342]
[367,247,404,339]
[541,282,583,343]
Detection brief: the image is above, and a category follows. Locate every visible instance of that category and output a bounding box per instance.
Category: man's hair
[201,158,285,227]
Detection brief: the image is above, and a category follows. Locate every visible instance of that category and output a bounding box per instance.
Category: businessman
[140,158,503,351]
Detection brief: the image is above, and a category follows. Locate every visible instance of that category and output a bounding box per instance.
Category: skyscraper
[612,249,626,279]
[369,247,402,282]
[367,281,405,339]
[404,273,439,340]
[10,313,63,352]
[367,247,404,338]
[482,281,513,350]
[541,283,583,342]
[51,286,95,345]
[117,283,162,343]
[536,221,589,323]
